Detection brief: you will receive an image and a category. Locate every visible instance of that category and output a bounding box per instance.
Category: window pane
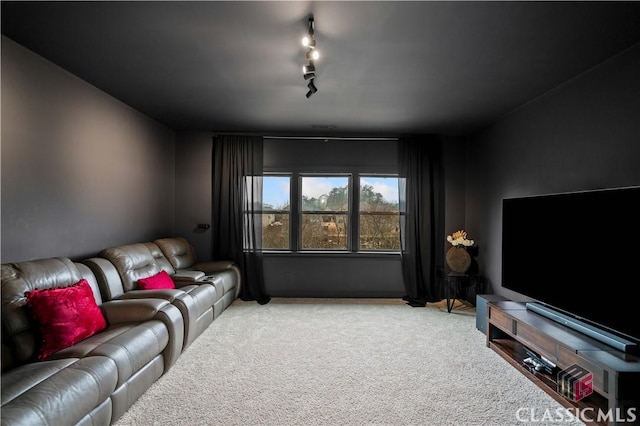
[359,176,400,251]
[262,213,290,249]
[301,214,348,249]
[263,176,290,211]
[301,176,349,212]
[301,176,350,250]
[359,177,399,212]
[360,214,400,250]
[262,176,290,250]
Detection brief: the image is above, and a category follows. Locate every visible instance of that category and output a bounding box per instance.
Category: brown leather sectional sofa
[1,237,240,425]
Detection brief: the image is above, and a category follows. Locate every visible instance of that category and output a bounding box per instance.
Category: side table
[444,271,485,313]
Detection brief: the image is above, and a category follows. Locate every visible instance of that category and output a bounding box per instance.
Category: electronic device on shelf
[522,347,556,375]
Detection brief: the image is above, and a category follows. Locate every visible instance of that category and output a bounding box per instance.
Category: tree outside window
[301,176,350,250]
[359,176,400,251]
[261,175,290,250]
[258,174,399,252]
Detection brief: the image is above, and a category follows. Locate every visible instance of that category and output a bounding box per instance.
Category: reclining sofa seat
[154,237,241,315]
[86,242,218,349]
[1,257,183,426]
[142,242,225,320]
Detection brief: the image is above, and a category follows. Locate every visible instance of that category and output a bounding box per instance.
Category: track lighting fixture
[303,62,315,81]
[306,79,318,98]
[306,50,320,61]
[302,36,316,49]
[302,15,319,98]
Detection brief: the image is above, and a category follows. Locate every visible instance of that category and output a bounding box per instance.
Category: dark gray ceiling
[3,1,640,136]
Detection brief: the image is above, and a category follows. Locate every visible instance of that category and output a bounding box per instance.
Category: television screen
[502,186,640,345]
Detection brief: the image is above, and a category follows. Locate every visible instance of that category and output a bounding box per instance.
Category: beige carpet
[115,298,584,426]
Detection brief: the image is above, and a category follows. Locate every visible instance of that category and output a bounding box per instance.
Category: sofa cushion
[25,279,107,360]
[49,321,170,388]
[138,270,175,290]
[143,242,176,274]
[1,356,117,425]
[98,244,161,291]
[2,257,85,366]
[154,237,198,270]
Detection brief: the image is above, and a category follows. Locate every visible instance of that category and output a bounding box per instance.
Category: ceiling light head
[303,72,315,81]
[307,79,318,94]
[306,79,318,98]
[308,15,315,36]
[306,50,320,61]
[307,38,316,49]
[303,62,315,73]
[302,15,316,47]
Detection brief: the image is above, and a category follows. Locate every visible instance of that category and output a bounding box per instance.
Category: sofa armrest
[194,260,236,273]
[100,298,172,324]
[171,270,206,282]
[115,288,185,303]
[100,299,184,369]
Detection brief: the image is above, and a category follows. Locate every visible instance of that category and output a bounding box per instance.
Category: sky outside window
[302,176,349,211]
[359,176,399,205]
[302,177,349,199]
[263,176,290,210]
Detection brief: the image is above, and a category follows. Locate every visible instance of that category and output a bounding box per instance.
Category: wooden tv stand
[487,301,640,425]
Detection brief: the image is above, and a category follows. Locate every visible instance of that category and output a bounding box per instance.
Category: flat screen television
[502,186,640,352]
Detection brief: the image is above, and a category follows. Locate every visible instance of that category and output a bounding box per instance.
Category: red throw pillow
[26,279,107,360]
[138,270,175,290]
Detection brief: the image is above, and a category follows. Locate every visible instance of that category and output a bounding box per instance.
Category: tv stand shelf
[487,301,640,426]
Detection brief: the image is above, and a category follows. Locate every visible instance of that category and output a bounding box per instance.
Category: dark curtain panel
[212,135,270,304]
[398,135,445,307]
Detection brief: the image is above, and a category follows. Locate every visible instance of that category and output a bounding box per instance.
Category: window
[259,175,291,250]
[301,175,350,250]
[359,176,400,251]
[256,172,400,253]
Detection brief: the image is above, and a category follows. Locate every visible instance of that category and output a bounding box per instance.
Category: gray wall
[442,136,467,253]
[1,36,176,262]
[264,254,403,297]
[465,42,640,299]
[173,132,215,261]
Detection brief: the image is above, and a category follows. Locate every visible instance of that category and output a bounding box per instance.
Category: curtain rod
[212,132,398,141]
[262,136,399,141]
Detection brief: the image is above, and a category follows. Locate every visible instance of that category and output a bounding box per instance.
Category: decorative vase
[446,246,471,273]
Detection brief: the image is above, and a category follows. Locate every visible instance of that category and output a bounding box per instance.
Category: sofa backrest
[144,242,175,275]
[0,257,98,371]
[80,257,125,301]
[154,237,198,271]
[98,243,163,291]
[75,263,104,304]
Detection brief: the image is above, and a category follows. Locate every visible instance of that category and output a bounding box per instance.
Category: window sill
[262,251,400,259]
